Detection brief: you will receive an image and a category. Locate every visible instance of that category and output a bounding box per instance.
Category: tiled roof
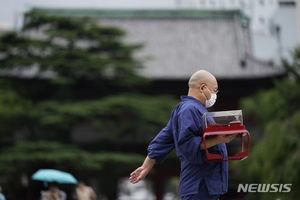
[8,9,285,80]
[94,11,285,79]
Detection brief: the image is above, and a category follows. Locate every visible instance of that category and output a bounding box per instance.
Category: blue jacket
[147,96,228,196]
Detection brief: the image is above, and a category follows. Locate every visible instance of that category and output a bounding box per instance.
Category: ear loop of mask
[201,84,209,100]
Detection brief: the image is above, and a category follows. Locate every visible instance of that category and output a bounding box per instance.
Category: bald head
[187,70,218,104]
[188,70,216,88]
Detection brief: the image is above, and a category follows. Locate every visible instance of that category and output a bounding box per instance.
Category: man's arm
[129,120,175,184]
[200,134,237,150]
[129,156,155,184]
[129,133,237,184]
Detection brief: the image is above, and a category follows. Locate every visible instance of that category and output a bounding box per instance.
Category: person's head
[77,181,87,190]
[188,70,218,107]
[49,182,59,192]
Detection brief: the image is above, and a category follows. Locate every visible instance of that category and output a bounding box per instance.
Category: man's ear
[199,84,205,93]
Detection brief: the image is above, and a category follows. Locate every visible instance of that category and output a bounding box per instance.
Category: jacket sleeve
[147,121,175,165]
[177,107,206,164]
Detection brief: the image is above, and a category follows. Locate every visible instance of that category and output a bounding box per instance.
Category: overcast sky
[0,0,176,29]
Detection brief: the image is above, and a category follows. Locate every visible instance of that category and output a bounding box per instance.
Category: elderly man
[130,70,237,200]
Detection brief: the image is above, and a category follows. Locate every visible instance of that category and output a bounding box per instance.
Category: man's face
[201,78,218,100]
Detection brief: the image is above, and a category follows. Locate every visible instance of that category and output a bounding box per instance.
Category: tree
[0,11,180,200]
[231,46,300,200]
[282,46,300,82]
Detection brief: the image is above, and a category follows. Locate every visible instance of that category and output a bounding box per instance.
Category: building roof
[29,8,248,22]
[15,8,287,80]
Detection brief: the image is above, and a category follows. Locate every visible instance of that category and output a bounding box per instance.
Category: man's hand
[200,133,238,149]
[216,134,238,144]
[129,156,155,184]
[129,166,150,184]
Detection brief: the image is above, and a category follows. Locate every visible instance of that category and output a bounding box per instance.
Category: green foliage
[0,88,32,135]
[282,46,300,82]
[0,140,144,182]
[240,80,300,126]
[0,141,100,173]
[25,94,178,142]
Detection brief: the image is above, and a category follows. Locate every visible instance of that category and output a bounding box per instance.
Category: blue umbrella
[32,169,78,184]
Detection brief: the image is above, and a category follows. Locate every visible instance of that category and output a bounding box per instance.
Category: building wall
[272,3,297,60]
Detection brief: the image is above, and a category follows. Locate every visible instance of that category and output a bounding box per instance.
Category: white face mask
[202,85,217,108]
